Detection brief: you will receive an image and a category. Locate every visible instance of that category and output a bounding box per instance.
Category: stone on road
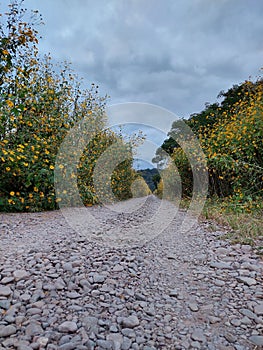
[0,196,262,349]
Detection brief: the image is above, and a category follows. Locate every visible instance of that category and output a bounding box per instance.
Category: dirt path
[0,196,262,349]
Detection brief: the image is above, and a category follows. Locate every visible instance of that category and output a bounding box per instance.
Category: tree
[153,76,263,204]
[0,1,141,211]
[0,0,41,85]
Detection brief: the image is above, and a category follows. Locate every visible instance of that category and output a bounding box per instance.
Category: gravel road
[0,195,262,350]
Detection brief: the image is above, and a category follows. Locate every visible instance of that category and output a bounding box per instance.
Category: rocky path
[0,196,262,350]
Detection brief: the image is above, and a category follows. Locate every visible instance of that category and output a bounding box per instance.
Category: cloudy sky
[1,0,262,167]
[15,0,262,115]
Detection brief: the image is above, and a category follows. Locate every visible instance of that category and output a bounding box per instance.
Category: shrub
[0,1,141,211]
[155,77,263,208]
[131,176,151,198]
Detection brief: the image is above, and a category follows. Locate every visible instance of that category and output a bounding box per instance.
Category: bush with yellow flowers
[0,1,140,212]
[201,78,263,205]
[154,75,263,212]
[76,129,137,205]
[131,176,151,198]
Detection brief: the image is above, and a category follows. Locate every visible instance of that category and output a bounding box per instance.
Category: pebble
[169,289,178,297]
[188,302,199,312]
[13,269,29,281]
[208,316,221,324]
[58,321,78,333]
[230,318,241,327]
[191,328,206,342]
[1,276,14,284]
[36,336,49,347]
[0,196,262,349]
[210,261,232,269]
[121,315,140,328]
[25,322,44,337]
[112,264,124,272]
[224,332,237,343]
[214,279,225,287]
[93,273,106,283]
[239,308,257,320]
[248,335,263,346]
[0,299,10,310]
[236,276,257,286]
[254,302,263,315]
[0,325,17,337]
[97,339,113,349]
[0,285,12,296]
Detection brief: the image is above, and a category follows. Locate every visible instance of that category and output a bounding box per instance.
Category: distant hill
[137,168,160,192]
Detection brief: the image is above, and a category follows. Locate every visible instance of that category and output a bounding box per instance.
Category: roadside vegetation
[0,1,141,211]
[153,74,263,247]
[1,2,262,250]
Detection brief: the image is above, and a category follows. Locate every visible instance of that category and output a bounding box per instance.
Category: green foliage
[153,76,263,207]
[136,168,159,192]
[200,197,263,247]
[202,79,263,200]
[168,148,193,197]
[131,176,151,198]
[0,0,41,84]
[0,1,141,212]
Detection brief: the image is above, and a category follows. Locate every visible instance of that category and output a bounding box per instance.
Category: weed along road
[0,196,262,349]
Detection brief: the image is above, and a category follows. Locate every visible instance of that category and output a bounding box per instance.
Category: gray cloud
[3,0,262,119]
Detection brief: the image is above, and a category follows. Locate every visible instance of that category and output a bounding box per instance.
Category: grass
[201,197,263,254]
[180,196,263,255]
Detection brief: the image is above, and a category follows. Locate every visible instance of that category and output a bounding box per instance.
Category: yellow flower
[6,167,11,172]
[59,164,64,169]
[23,162,28,167]
[10,191,15,196]
[29,193,33,198]
[50,165,54,170]
[34,187,38,192]
[6,100,14,108]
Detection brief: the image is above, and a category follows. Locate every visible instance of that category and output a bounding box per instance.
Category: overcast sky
[16,0,262,116]
[1,0,262,167]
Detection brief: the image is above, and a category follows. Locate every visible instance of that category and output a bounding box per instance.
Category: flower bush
[201,78,263,204]
[131,176,151,198]
[155,76,263,212]
[0,1,140,212]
